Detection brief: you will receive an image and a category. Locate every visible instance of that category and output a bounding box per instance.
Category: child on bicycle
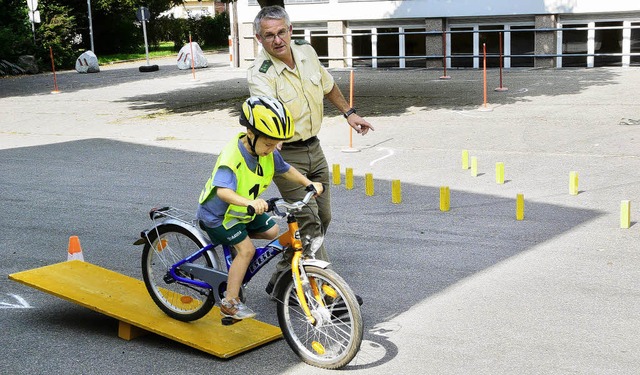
[197,96,324,320]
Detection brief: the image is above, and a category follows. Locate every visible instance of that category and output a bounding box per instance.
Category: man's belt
[283,136,318,148]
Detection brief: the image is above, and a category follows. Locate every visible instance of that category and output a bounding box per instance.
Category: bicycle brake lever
[267,197,281,211]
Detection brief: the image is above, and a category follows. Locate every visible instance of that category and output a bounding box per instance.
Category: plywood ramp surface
[9,261,282,358]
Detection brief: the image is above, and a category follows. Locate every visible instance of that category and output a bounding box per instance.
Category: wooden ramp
[8,260,282,358]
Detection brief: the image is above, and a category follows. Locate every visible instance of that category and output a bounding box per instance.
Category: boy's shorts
[202,213,275,246]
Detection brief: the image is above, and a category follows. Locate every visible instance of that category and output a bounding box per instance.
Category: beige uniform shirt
[247,41,335,143]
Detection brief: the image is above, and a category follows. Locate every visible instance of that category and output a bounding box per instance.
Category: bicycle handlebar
[246,184,317,216]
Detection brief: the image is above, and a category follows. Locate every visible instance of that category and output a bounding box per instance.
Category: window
[451,27,473,67]
[562,24,588,67]
[310,30,328,67]
[377,27,400,67]
[632,22,640,66]
[510,25,534,67]
[404,28,427,68]
[479,25,503,67]
[351,30,372,67]
[594,21,622,67]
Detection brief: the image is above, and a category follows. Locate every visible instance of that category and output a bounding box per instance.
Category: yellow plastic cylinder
[392,180,401,204]
[332,164,341,185]
[569,171,579,195]
[365,173,374,196]
[620,200,631,229]
[462,150,469,170]
[440,186,450,212]
[496,162,505,184]
[345,168,354,190]
[516,193,524,221]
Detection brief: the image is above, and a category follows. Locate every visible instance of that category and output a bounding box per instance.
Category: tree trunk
[257,0,285,7]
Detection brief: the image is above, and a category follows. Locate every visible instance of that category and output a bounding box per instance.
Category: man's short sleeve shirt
[247,42,334,142]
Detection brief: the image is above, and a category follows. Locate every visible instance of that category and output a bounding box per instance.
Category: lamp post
[26,0,38,45]
[87,0,95,52]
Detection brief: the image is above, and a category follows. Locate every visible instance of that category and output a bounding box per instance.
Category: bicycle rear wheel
[141,223,218,321]
[277,266,363,369]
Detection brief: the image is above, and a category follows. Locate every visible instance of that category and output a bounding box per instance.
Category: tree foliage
[0,0,36,62]
[149,12,230,51]
[256,0,284,7]
[0,0,237,72]
[219,0,284,8]
[37,2,79,68]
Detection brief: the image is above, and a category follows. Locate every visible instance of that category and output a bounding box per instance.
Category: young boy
[197,96,324,320]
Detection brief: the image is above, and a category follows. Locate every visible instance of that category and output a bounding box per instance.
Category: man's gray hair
[253,5,291,35]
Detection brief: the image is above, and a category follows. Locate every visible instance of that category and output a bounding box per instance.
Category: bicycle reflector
[312,341,325,355]
[322,284,338,299]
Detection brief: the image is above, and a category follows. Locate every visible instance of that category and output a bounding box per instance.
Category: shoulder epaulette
[259,60,273,73]
[294,39,310,45]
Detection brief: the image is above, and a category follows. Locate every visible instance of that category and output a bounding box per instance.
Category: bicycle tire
[277,266,363,369]
[141,223,218,321]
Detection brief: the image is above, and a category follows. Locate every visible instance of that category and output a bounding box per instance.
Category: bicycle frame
[166,209,322,324]
[138,190,363,368]
[168,226,289,289]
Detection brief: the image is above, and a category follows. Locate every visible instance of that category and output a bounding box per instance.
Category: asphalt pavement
[1,50,639,374]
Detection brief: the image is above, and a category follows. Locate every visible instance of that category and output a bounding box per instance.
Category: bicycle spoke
[277,266,363,369]
[142,224,217,322]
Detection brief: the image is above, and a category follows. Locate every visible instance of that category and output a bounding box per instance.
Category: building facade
[162,0,228,19]
[235,0,640,69]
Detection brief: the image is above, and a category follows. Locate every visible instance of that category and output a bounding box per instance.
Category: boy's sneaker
[220,298,256,320]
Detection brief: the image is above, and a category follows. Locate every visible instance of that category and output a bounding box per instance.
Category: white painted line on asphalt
[369,147,394,166]
[452,110,481,117]
[0,293,32,309]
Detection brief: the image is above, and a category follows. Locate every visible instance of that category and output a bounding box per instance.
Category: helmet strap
[246,132,263,175]
[242,129,257,154]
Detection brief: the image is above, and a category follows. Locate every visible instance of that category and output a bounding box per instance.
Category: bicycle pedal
[221,316,241,326]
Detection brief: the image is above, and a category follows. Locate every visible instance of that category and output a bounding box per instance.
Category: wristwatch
[343,107,357,118]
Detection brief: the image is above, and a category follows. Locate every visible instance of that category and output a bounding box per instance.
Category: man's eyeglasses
[262,29,289,43]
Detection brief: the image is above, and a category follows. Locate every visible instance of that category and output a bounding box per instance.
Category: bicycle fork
[282,217,326,326]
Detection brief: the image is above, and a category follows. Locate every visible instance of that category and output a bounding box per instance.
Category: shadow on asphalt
[1,61,621,119]
[115,68,622,117]
[1,138,603,370]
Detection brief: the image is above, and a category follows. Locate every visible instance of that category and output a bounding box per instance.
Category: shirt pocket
[276,80,298,104]
[307,72,325,97]
[308,72,322,86]
[304,72,325,109]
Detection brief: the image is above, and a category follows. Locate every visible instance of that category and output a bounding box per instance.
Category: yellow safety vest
[199,133,275,229]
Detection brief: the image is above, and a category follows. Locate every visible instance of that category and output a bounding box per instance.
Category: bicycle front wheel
[141,223,218,322]
[277,266,363,369]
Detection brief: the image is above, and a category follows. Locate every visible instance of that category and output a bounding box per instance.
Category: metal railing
[243,24,640,67]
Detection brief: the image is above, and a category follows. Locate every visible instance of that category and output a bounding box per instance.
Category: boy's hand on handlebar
[309,182,324,196]
[247,199,268,215]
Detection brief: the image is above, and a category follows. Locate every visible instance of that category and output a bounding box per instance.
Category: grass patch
[98,42,176,64]
[97,42,224,64]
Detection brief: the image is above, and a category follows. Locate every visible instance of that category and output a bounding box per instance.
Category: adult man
[247,5,374,298]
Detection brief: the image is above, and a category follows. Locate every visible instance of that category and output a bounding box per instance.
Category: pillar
[425,18,446,69]
[328,21,346,69]
[534,14,557,68]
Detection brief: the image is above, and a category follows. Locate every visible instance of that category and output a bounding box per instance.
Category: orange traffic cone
[67,236,84,261]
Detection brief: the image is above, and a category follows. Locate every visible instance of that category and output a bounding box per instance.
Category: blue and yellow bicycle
[135,188,363,369]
